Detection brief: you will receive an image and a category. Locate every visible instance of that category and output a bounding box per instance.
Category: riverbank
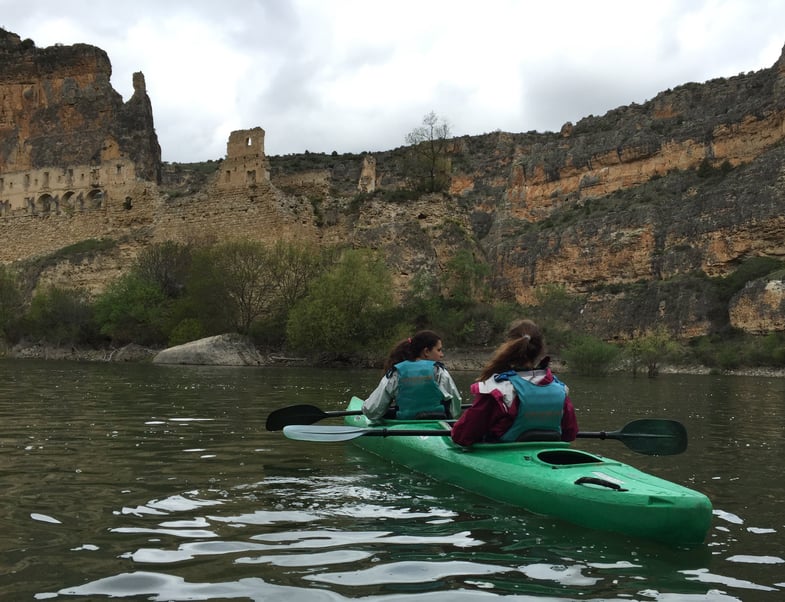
[3,340,785,378]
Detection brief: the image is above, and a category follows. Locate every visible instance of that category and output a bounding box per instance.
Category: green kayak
[340,396,712,545]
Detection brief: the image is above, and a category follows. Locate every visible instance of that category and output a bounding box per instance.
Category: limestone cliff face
[0,29,160,181]
[2,26,785,341]
[267,45,785,339]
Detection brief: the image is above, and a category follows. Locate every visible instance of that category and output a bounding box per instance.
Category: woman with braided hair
[362,330,462,421]
[450,319,578,446]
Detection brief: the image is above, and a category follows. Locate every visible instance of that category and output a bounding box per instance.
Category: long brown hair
[383,330,442,372]
[477,319,544,381]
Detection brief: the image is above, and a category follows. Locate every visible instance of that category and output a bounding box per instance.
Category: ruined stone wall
[216,127,269,189]
[0,176,158,263]
[147,127,319,246]
[151,183,320,247]
[4,126,318,292]
[0,158,139,216]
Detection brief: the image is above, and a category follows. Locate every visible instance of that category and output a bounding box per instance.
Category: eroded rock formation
[0,28,160,180]
[2,26,785,341]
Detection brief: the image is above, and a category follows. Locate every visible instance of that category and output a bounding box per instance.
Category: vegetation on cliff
[1,239,784,375]
[3,33,785,373]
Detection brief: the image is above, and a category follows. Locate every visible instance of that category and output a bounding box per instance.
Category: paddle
[283,425,452,442]
[266,403,470,431]
[576,419,687,455]
[281,418,688,456]
[266,404,360,431]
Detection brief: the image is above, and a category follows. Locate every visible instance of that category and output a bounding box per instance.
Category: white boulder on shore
[152,333,263,366]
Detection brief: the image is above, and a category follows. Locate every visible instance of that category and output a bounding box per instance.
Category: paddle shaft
[266,403,469,431]
[577,431,671,440]
[281,418,687,455]
[358,428,451,437]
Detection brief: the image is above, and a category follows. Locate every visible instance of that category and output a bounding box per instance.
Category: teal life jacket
[393,360,447,419]
[499,371,565,442]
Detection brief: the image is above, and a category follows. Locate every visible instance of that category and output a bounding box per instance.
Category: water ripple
[307,560,511,586]
[3,363,784,601]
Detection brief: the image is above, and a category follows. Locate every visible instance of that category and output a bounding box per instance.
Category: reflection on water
[0,360,783,600]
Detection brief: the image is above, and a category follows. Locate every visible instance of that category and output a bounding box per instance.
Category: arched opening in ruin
[61,191,76,212]
[34,193,55,214]
[86,189,104,210]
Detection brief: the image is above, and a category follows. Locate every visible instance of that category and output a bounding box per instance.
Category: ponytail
[383,330,442,372]
[477,320,544,381]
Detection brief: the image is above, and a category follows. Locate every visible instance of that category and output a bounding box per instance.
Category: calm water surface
[0,359,783,601]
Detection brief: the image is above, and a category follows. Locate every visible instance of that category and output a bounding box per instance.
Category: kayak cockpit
[459,441,608,467]
[537,449,605,465]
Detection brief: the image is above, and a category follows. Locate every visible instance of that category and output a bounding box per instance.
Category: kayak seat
[515,429,561,442]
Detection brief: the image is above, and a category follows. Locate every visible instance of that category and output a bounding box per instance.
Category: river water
[0,359,783,601]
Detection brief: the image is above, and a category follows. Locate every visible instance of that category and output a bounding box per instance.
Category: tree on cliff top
[405,111,452,193]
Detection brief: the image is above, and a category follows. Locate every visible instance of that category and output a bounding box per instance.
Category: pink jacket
[451,368,578,446]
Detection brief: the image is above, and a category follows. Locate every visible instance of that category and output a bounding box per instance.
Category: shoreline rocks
[3,337,785,378]
[152,333,264,366]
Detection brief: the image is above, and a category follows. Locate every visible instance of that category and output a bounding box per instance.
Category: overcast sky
[2,0,784,163]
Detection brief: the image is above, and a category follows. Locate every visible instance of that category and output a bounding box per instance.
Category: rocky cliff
[265,46,785,340]
[2,28,784,342]
[0,28,160,181]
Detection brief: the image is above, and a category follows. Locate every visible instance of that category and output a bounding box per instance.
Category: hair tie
[407,338,412,344]
[522,334,531,341]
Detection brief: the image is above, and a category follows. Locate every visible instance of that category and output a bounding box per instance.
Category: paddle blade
[266,404,327,431]
[577,419,688,455]
[283,424,371,442]
[617,419,688,455]
[282,425,453,442]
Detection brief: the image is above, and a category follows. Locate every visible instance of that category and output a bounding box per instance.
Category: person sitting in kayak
[451,319,578,446]
[362,330,462,421]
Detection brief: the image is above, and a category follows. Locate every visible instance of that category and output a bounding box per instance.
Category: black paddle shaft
[265,402,472,431]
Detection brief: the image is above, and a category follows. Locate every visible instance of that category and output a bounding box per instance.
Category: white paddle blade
[282,424,369,442]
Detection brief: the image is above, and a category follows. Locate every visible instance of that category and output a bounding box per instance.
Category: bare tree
[405,111,452,192]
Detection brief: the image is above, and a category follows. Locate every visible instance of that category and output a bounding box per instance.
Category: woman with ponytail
[362,330,462,421]
[450,319,578,446]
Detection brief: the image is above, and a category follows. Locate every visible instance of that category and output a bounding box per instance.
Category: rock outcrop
[729,278,785,334]
[0,28,160,180]
[2,27,785,342]
[152,333,264,366]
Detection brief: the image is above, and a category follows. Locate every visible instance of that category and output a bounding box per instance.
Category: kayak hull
[344,396,712,545]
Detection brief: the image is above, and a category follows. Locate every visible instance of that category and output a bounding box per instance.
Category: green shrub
[715,347,741,370]
[168,319,206,347]
[562,335,620,376]
[25,285,99,346]
[625,326,684,377]
[287,249,396,355]
[93,273,170,346]
[0,266,23,341]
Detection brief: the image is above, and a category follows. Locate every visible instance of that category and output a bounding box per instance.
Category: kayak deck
[343,396,712,545]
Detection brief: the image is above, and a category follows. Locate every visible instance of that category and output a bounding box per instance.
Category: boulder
[729,279,785,334]
[152,333,263,366]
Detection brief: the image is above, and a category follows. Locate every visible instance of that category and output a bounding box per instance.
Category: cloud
[1,0,784,162]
